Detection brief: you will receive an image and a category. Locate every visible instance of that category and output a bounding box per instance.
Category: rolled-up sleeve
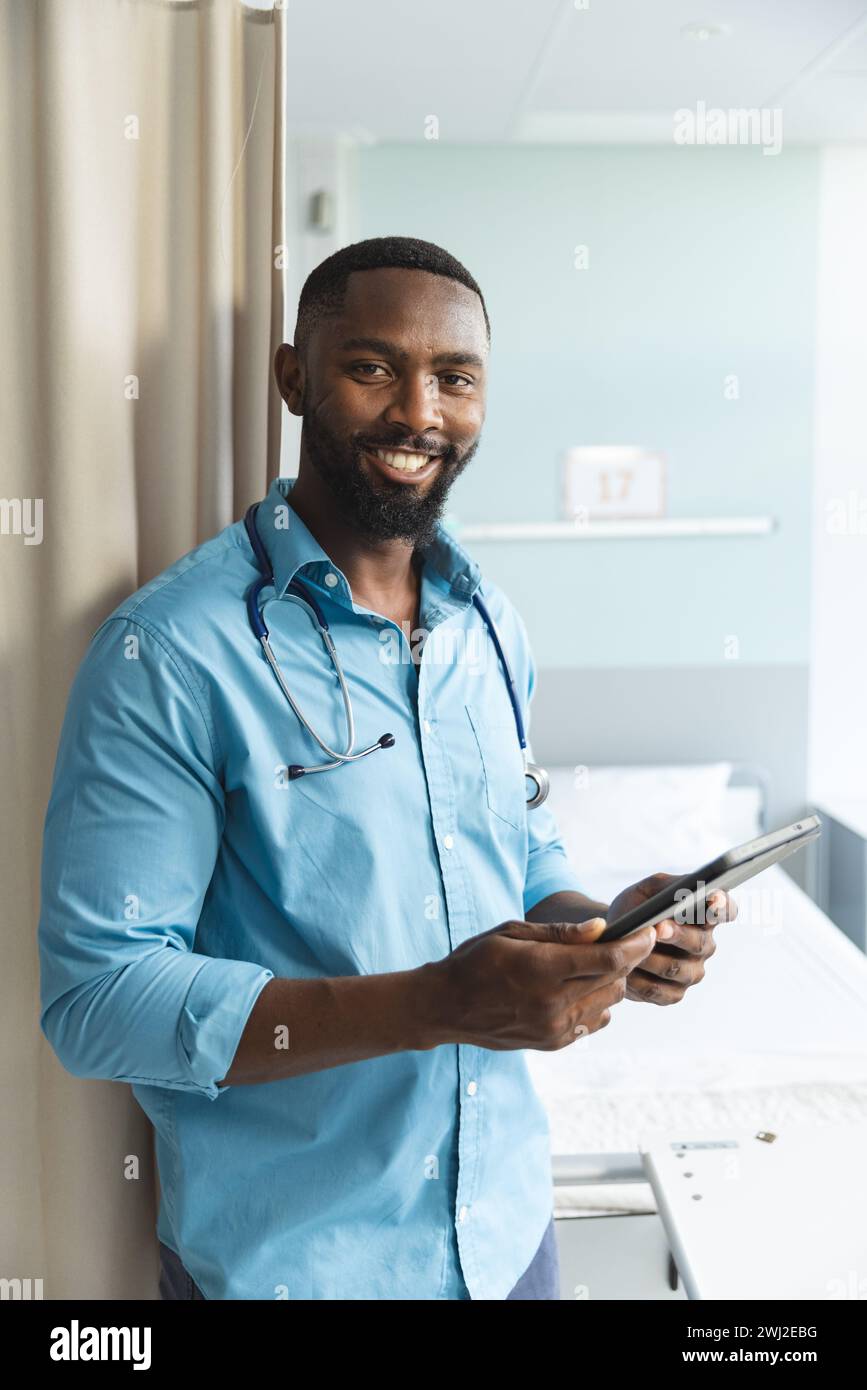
[38,614,273,1101]
[517,622,586,916]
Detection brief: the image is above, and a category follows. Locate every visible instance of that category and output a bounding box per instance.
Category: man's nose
[383,372,442,435]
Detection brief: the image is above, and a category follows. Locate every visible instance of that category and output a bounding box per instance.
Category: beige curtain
[0,0,285,1298]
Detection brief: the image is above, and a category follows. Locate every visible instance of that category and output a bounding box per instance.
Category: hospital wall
[357,143,820,879]
[808,147,867,807]
[357,143,818,668]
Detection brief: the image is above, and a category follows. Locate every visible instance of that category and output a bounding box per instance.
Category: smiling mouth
[362,447,444,480]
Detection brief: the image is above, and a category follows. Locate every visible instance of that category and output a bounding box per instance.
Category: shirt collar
[253,475,483,607]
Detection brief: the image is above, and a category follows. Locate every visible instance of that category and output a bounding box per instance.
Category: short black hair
[293,236,491,356]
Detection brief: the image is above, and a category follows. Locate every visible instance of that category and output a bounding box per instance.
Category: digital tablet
[597,815,822,943]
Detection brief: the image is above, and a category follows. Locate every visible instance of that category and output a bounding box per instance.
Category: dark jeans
[158,1215,560,1301]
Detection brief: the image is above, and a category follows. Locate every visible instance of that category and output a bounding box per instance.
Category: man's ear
[274,343,304,417]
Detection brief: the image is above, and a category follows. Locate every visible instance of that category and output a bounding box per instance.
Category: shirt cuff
[523,850,588,917]
[178,958,275,1100]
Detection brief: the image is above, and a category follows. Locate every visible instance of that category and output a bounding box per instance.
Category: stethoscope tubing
[243,503,548,805]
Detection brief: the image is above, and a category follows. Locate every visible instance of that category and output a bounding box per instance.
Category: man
[39,236,736,1300]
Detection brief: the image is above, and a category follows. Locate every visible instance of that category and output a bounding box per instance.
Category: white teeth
[371,449,436,473]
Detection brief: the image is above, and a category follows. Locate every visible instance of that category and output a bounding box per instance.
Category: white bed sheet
[527,773,867,1215]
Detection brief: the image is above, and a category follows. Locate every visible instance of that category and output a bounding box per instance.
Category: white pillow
[721,785,764,844]
[546,762,733,883]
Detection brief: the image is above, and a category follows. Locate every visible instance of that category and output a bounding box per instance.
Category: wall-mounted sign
[562,446,667,521]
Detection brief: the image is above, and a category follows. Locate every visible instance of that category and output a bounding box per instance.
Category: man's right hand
[220,920,657,1087]
[416,919,658,1052]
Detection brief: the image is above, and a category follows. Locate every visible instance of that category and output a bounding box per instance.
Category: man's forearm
[218,967,444,1089]
[220,891,609,1089]
[524,889,609,925]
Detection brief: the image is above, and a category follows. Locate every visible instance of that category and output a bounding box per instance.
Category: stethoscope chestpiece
[525,762,550,809]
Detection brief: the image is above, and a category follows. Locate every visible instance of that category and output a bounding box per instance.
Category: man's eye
[352,364,471,387]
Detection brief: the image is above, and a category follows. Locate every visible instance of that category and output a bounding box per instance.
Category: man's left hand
[605,872,738,1005]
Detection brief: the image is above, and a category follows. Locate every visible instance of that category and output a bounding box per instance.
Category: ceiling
[280,0,867,143]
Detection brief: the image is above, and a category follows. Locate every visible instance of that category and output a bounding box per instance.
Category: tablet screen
[598,816,821,942]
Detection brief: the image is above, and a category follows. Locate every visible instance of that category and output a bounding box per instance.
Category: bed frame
[546,762,771,1297]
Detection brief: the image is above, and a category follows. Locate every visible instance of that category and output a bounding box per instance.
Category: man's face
[284,267,488,547]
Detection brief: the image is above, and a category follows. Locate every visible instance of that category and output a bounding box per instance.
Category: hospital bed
[526,762,867,1298]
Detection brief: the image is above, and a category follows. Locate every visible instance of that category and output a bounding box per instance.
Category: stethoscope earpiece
[243,503,549,808]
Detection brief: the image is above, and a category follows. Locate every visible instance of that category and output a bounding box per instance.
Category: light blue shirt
[38,474,585,1300]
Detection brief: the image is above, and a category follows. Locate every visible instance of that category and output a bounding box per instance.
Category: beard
[300,405,479,548]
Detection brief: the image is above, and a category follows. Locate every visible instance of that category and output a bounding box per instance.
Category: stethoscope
[243,503,550,808]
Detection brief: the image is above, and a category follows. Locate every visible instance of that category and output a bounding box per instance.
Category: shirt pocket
[464,701,527,832]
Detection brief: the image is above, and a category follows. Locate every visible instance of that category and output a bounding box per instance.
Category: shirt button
[324,572,338,588]
[467,1081,478,1097]
[458,1205,468,1224]
[443,834,454,850]
[423,719,432,734]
